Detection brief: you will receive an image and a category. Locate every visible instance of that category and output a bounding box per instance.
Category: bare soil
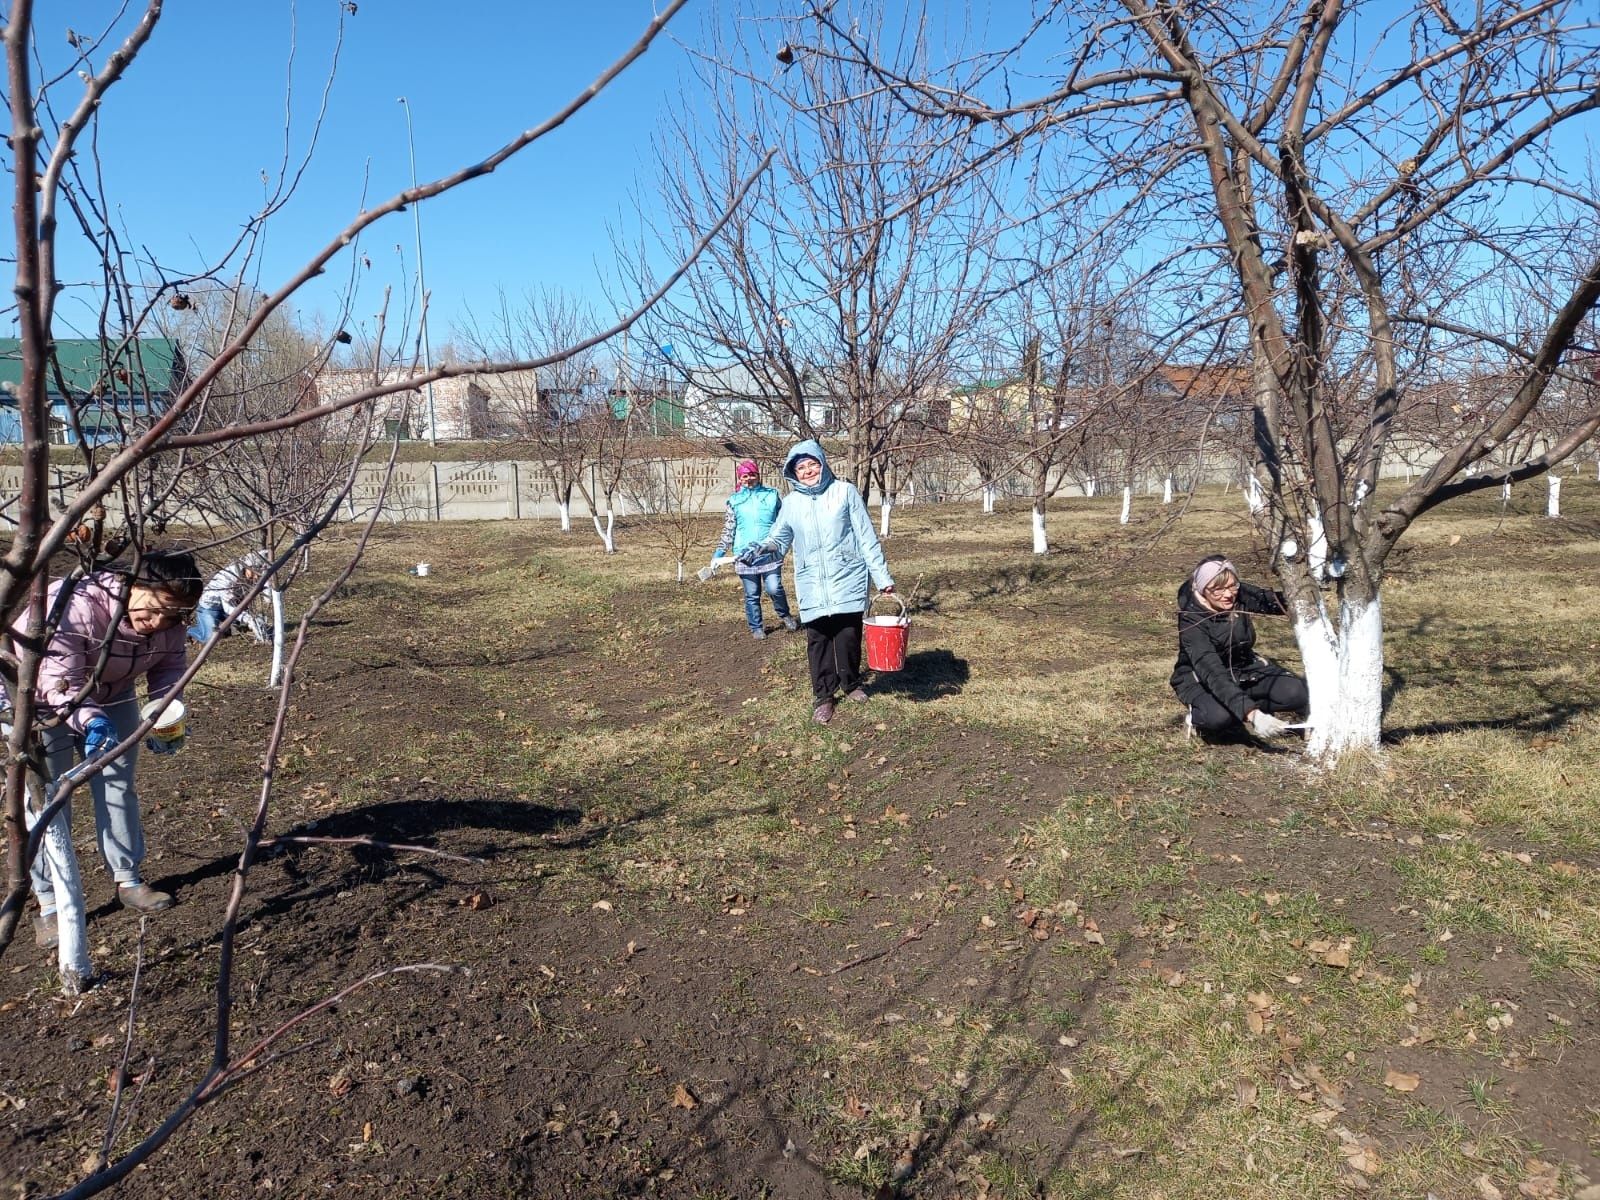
[2,508,1597,1199]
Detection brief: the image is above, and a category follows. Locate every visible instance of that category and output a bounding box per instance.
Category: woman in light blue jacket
[741,440,894,725]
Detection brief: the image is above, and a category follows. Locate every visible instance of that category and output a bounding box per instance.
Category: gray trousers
[31,690,146,911]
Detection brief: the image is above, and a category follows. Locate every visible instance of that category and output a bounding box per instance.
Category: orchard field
[3,485,1598,1199]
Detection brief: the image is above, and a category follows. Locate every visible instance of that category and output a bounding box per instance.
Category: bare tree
[632,0,995,500]
[803,0,1600,760]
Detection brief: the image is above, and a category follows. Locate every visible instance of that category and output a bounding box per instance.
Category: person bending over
[1170,554,1307,740]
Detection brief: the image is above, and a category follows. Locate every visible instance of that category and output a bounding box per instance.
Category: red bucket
[862,593,910,672]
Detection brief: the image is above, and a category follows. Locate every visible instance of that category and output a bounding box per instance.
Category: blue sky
[35,2,708,346]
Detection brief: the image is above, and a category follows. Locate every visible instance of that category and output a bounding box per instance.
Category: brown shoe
[812,701,835,725]
[34,912,58,950]
[118,882,174,912]
[845,688,868,703]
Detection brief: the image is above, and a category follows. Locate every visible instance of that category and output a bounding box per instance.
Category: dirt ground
[2,486,1598,1199]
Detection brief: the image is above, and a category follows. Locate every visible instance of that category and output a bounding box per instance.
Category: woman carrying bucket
[740,440,894,725]
[710,459,798,640]
[12,549,201,980]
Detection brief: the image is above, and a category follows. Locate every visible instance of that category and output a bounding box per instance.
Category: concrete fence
[0,442,1463,526]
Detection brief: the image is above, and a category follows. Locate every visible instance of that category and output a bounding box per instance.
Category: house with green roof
[0,337,186,445]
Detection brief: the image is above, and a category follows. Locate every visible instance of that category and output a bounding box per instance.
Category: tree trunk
[593,511,616,553]
[1084,478,1097,498]
[268,587,286,688]
[879,495,893,538]
[1246,475,1265,514]
[1119,485,1131,525]
[1307,508,1327,582]
[1162,475,1173,505]
[1031,501,1048,554]
[1547,474,1561,518]
[1293,590,1384,762]
[982,484,995,514]
[676,559,685,583]
[557,500,571,532]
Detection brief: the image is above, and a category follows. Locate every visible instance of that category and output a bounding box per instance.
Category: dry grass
[269,483,1600,1197]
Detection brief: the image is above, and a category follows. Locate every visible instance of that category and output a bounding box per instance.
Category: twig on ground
[827,922,930,975]
[258,835,484,865]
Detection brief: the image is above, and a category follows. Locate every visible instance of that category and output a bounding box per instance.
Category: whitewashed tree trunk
[1162,475,1173,505]
[1084,478,1097,498]
[676,560,685,583]
[557,501,572,532]
[1032,504,1048,554]
[982,485,996,514]
[592,511,616,553]
[1501,479,1511,502]
[879,496,893,538]
[1307,508,1327,582]
[905,478,916,506]
[268,586,286,688]
[1119,485,1131,524]
[1295,592,1385,761]
[1547,474,1562,517]
[1246,475,1265,514]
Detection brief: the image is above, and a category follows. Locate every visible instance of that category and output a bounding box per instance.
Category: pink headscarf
[1192,557,1237,596]
[735,459,759,483]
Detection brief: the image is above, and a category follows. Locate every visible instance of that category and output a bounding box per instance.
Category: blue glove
[145,734,184,756]
[81,715,118,760]
[737,546,764,567]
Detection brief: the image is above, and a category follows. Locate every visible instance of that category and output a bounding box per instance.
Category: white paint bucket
[415,563,430,577]
[140,697,187,743]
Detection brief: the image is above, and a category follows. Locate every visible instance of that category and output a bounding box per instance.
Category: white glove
[1247,710,1292,738]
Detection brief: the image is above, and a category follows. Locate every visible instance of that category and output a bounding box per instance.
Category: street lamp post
[397,95,438,445]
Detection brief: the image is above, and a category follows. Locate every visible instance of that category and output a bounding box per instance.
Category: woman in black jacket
[1170,554,1307,739]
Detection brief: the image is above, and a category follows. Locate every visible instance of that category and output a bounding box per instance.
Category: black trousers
[806,611,863,704]
[1187,669,1309,734]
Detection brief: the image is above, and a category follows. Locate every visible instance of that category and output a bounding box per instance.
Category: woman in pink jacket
[25,550,201,953]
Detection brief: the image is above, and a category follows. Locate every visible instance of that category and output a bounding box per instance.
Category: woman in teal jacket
[712,459,798,639]
[742,440,894,724]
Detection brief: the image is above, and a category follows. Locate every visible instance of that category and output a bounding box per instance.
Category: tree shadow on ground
[1381,667,1594,743]
[133,795,582,922]
[869,649,970,702]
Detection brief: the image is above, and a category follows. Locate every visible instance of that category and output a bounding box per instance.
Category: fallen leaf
[843,1094,869,1120]
[1323,940,1352,969]
[671,1083,698,1110]
[361,1121,373,1143]
[1383,1068,1421,1092]
[1235,1079,1258,1109]
[1474,1176,1505,1200]
[328,1073,353,1098]
[592,900,614,913]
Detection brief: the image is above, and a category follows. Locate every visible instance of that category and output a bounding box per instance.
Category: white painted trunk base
[1119,486,1131,524]
[1032,507,1048,554]
[879,498,893,538]
[1297,595,1384,761]
[1547,475,1561,518]
[1246,476,1265,515]
[1084,480,1097,499]
[268,587,286,688]
[1162,476,1173,505]
[593,511,616,554]
[676,561,684,583]
[1307,509,1327,582]
[1502,480,1511,502]
[982,486,996,514]
[557,501,572,532]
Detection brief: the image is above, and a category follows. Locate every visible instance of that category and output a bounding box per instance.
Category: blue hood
[783,439,834,496]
